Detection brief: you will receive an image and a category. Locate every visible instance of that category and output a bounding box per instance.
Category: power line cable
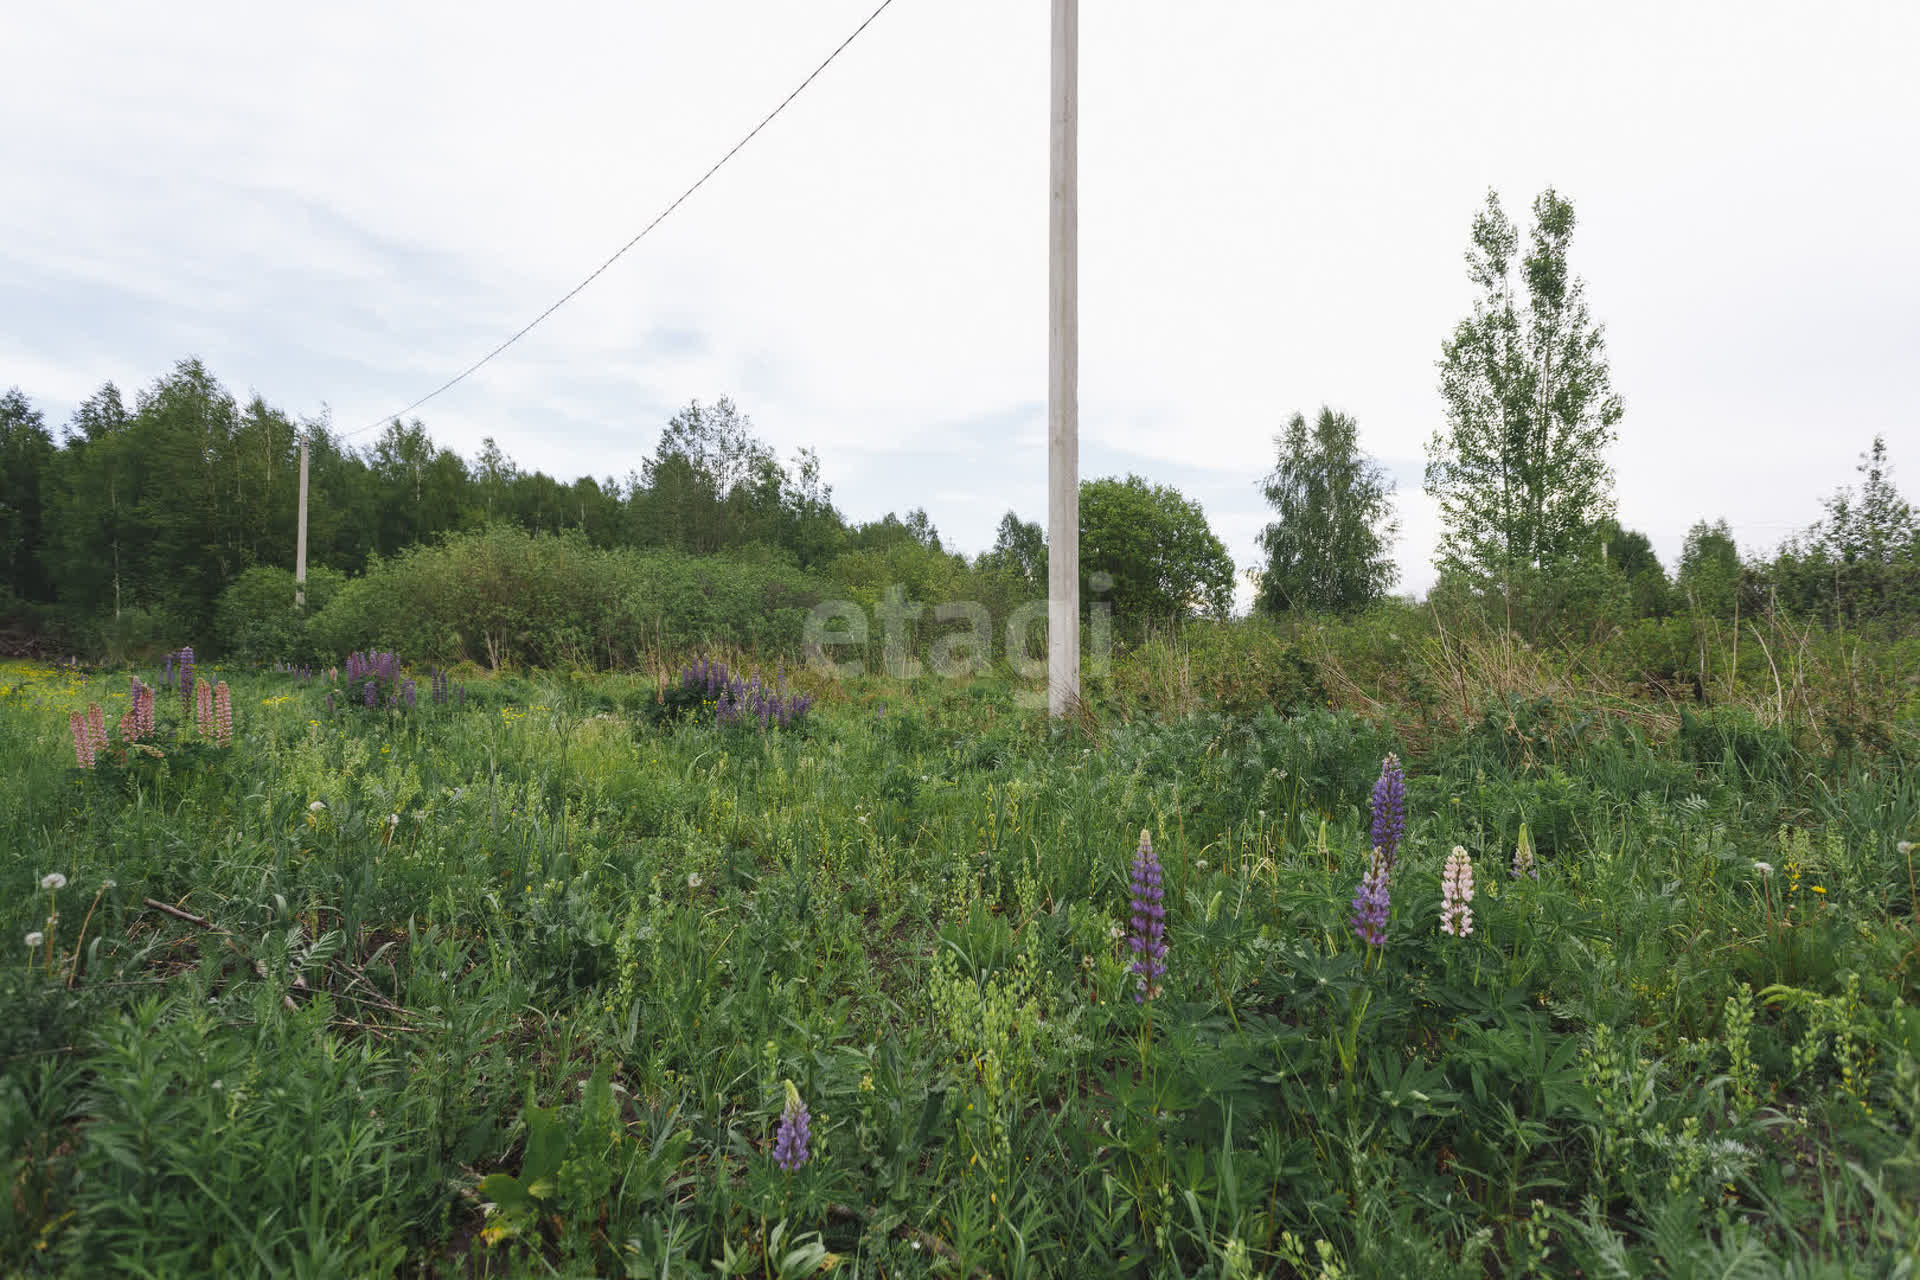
[346,0,899,441]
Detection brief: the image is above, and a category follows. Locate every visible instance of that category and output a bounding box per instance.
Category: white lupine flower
[1440,847,1475,938]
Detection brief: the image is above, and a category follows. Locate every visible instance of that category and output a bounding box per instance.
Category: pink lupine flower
[1440,846,1475,937]
[71,711,96,769]
[86,705,107,756]
[196,679,214,737]
[214,681,233,747]
[119,676,144,743]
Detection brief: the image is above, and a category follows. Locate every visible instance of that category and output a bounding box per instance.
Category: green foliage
[1255,406,1399,615]
[0,387,56,602]
[3,648,1918,1274]
[213,565,345,662]
[1080,474,1235,627]
[60,991,430,1275]
[979,510,1047,590]
[628,397,845,567]
[1593,518,1671,618]
[310,525,830,668]
[1763,435,1920,627]
[1427,189,1623,598]
[477,1061,649,1252]
[1677,518,1743,618]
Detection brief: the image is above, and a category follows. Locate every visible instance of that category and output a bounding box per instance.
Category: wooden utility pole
[295,431,310,609]
[1047,0,1079,718]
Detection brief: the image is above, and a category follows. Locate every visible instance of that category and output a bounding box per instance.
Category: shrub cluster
[304,526,830,670]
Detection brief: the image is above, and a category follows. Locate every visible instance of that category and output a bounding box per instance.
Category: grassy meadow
[3,622,1919,1277]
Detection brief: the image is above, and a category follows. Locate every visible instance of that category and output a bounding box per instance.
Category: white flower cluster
[1440,847,1475,938]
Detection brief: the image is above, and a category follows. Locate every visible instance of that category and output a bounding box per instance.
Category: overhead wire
[344,0,899,441]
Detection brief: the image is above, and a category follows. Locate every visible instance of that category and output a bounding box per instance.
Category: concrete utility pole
[1047,0,1079,718]
[295,431,310,609]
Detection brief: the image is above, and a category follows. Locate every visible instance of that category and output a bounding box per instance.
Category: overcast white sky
[4,1,1917,598]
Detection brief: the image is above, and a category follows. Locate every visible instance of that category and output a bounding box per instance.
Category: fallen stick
[141,897,297,1011]
[143,897,216,930]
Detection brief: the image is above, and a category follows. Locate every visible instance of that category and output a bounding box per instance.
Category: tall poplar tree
[1425,189,1622,598]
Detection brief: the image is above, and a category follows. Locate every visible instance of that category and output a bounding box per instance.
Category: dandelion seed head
[39,873,67,891]
[24,931,44,948]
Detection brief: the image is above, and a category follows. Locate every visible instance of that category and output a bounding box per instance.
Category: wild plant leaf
[476,1172,529,1209]
[521,1101,568,1187]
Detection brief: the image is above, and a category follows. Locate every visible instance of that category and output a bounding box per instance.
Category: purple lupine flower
[1370,753,1406,874]
[1350,849,1391,947]
[1440,846,1475,937]
[772,1081,812,1171]
[363,680,377,709]
[161,651,174,689]
[178,646,196,705]
[403,678,416,709]
[1128,828,1167,1002]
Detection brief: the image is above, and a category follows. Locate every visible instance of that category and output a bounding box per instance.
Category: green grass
[2,653,1917,1278]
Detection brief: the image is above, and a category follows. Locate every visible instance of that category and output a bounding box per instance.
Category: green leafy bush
[308,526,831,669]
[213,565,344,663]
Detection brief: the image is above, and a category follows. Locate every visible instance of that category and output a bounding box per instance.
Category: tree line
[3,186,1915,659]
[0,369,1237,654]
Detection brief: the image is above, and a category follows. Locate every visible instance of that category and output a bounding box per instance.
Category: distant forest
[1,352,1914,665]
